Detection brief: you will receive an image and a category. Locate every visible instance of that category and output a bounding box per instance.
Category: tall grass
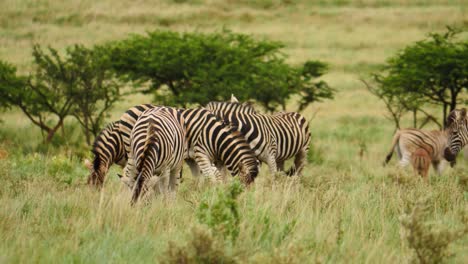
[0,0,467,263]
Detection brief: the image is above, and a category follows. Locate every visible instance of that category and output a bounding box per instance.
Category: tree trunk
[84,115,91,146]
[450,87,457,112]
[45,118,64,143]
[443,103,448,128]
[413,109,417,128]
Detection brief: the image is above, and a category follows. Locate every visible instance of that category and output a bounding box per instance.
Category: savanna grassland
[0,0,467,263]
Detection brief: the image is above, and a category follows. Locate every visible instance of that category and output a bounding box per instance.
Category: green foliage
[196,180,244,243]
[400,197,468,264]
[105,30,333,112]
[0,45,121,145]
[65,45,121,145]
[0,61,26,110]
[370,27,468,128]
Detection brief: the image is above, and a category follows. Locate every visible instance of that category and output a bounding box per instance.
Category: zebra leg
[169,163,183,193]
[432,160,445,176]
[277,160,285,172]
[215,161,228,181]
[292,147,308,177]
[194,149,223,182]
[266,154,278,175]
[185,158,201,177]
[201,164,222,183]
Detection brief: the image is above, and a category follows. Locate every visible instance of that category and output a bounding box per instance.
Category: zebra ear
[230,94,239,103]
[84,159,93,171]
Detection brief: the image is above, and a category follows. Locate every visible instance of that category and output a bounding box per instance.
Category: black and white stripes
[205,101,311,176]
[444,108,468,162]
[85,121,126,187]
[122,107,186,203]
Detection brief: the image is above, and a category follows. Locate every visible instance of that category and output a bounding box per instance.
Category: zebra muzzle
[443,147,456,162]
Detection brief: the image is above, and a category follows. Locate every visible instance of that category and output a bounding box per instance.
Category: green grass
[0,0,467,263]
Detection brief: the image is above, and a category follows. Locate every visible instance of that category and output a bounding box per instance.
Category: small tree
[0,45,122,144]
[369,27,468,128]
[0,48,75,143]
[67,45,121,145]
[105,30,334,112]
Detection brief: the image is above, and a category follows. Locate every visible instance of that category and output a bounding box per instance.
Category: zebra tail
[383,130,400,166]
[132,121,157,204]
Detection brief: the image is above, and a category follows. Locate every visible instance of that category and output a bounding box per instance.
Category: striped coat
[122,107,186,203]
[206,101,311,176]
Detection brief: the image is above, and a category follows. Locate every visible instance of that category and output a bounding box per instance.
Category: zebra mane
[447,108,467,126]
[206,101,257,113]
[91,120,120,171]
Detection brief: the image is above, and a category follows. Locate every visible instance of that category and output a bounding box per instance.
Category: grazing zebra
[118,104,155,156]
[205,101,311,176]
[120,105,259,184]
[181,107,259,185]
[411,148,431,181]
[122,107,186,203]
[444,108,468,162]
[84,121,126,187]
[384,128,451,175]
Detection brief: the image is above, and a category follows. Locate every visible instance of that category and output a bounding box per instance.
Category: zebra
[181,107,259,185]
[205,101,311,176]
[121,107,187,204]
[119,105,259,185]
[118,104,155,157]
[84,121,126,187]
[384,128,452,175]
[444,108,468,163]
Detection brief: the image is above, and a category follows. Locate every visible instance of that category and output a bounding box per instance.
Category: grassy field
[0,0,467,263]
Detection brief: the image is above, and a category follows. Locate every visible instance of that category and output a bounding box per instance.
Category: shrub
[399,197,468,264]
[196,180,244,243]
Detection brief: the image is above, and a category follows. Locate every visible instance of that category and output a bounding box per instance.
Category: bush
[105,30,333,112]
[399,197,468,264]
[196,180,244,243]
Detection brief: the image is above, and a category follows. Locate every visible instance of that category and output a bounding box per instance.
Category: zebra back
[205,101,256,117]
[206,101,311,163]
[128,107,186,202]
[87,121,126,187]
[118,104,155,156]
[181,107,259,184]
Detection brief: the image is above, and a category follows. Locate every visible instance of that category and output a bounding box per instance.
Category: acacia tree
[68,45,121,145]
[105,30,334,112]
[370,27,468,128]
[0,48,75,143]
[0,45,122,144]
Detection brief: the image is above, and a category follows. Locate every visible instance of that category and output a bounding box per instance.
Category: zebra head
[118,158,137,190]
[238,158,260,185]
[84,157,106,187]
[444,108,467,162]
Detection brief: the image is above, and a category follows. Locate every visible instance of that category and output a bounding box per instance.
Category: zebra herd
[84,96,467,203]
[85,96,310,203]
